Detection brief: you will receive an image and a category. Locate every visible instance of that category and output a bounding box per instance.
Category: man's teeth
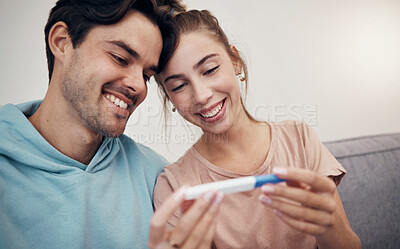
[200,101,223,118]
[106,94,128,109]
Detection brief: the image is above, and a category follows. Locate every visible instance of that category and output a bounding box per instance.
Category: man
[0,0,176,248]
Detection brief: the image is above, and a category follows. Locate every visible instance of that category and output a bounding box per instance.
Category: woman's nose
[192,83,213,105]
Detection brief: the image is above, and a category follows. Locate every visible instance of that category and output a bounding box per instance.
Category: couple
[0,0,361,248]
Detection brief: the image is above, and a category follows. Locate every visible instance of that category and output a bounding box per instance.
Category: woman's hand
[259,167,361,249]
[259,167,337,235]
[148,187,223,249]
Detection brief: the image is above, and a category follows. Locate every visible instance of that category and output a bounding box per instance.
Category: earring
[172,105,176,112]
[237,71,245,82]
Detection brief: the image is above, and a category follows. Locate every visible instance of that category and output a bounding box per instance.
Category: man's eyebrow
[148,66,158,74]
[107,40,140,60]
[194,53,219,70]
[107,40,158,72]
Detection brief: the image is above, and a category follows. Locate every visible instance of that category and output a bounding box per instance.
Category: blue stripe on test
[254,174,286,188]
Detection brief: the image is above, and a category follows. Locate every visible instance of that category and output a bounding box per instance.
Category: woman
[153,1,361,248]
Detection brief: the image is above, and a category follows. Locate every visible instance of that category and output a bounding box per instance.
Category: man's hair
[44,0,176,81]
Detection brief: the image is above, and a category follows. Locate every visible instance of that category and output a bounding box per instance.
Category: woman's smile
[195,98,227,123]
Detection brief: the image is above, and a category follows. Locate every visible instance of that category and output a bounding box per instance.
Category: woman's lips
[196,98,227,123]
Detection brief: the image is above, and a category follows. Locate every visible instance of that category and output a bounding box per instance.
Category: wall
[1,0,399,162]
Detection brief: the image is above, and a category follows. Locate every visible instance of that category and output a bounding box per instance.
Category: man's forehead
[90,10,159,38]
[90,12,160,44]
[87,12,162,68]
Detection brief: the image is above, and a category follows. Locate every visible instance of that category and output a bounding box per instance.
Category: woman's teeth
[106,94,128,109]
[200,101,223,118]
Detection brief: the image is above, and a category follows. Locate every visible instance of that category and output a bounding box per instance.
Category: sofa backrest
[324,133,400,249]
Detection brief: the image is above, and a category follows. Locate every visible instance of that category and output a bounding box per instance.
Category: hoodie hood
[0,100,120,174]
[0,100,167,249]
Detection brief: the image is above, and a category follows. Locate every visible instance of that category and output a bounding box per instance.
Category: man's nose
[121,69,146,93]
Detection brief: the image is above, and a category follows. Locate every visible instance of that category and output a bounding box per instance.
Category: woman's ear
[48,21,71,64]
[229,44,243,75]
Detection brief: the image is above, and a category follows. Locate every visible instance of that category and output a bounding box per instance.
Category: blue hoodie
[0,101,167,249]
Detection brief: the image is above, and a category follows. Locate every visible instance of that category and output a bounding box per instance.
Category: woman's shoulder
[153,151,197,204]
[163,147,196,171]
[268,119,307,128]
[162,146,204,179]
[268,120,313,139]
[266,120,325,155]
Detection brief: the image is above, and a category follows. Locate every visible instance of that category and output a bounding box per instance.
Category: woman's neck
[195,110,271,174]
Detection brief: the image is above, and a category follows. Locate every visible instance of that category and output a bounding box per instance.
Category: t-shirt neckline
[188,122,277,178]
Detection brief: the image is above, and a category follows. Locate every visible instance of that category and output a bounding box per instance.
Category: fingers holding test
[259,167,339,235]
[259,193,335,227]
[198,221,217,249]
[272,167,336,194]
[148,187,187,248]
[181,192,223,249]
[168,191,223,248]
[274,209,328,234]
[260,183,336,212]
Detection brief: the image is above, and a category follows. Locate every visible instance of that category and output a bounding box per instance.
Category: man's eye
[204,66,219,76]
[143,74,150,83]
[112,54,128,66]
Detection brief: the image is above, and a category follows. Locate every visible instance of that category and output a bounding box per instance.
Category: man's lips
[102,83,137,106]
[103,90,134,107]
[105,93,130,110]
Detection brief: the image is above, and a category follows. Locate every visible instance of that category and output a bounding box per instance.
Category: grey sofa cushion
[325,133,400,249]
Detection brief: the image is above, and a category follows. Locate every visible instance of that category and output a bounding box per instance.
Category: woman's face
[159,32,244,134]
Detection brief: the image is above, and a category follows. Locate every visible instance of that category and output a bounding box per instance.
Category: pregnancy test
[184,174,286,200]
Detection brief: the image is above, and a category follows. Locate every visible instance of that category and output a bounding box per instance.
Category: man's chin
[105,133,123,138]
[101,129,125,138]
[95,118,128,138]
[91,125,125,139]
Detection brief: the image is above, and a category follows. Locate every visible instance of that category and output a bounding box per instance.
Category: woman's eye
[112,54,128,66]
[171,83,186,92]
[204,65,219,76]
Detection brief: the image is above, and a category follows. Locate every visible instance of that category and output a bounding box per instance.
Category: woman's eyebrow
[164,53,219,85]
[193,53,219,70]
[164,74,184,85]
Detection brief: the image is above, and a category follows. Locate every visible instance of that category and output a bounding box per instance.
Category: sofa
[324,133,400,249]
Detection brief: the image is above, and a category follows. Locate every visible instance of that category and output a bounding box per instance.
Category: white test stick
[184,174,286,200]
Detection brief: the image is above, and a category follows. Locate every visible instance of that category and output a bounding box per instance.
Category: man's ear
[48,21,72,63]
[229,44,243,75]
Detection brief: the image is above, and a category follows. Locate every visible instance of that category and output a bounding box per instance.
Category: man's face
[61,10,162,137]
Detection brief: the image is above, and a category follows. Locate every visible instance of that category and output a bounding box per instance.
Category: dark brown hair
[44,0,177,81]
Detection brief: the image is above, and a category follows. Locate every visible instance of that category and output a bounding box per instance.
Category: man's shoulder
[117,134,169,165]
[0,103,24,133]
[0,103,16,116]
[0,100,41,118]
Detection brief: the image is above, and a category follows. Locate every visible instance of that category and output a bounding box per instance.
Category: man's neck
[28,91,102,165]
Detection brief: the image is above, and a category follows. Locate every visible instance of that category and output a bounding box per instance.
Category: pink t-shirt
[154,121,346,249]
